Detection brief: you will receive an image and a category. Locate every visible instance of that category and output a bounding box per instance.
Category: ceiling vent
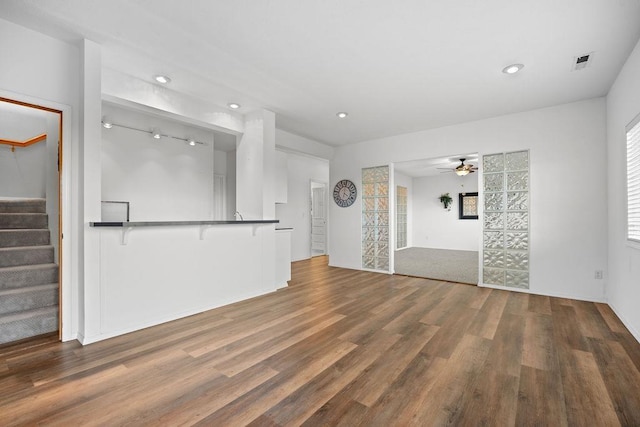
[573,52,594,71]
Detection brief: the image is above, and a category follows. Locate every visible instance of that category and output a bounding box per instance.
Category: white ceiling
[2,1,640,146]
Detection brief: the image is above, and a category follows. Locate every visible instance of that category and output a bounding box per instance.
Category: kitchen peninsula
[81,104,283,345]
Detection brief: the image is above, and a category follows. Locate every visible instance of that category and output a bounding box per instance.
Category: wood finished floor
[1,256,640,426]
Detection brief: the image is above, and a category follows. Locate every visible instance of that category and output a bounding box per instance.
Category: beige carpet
[394,247,479,284]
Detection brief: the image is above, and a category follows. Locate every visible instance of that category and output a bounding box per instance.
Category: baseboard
[76,332,86,345]
[479,282,606,303]
[327,262,362,271]
[607,301,640,344]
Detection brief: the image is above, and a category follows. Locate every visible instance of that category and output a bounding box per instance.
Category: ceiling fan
[438,158,478,176]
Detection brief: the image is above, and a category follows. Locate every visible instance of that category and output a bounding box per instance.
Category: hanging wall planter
[439,193,453,211]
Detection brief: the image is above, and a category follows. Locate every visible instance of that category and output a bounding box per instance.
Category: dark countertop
[90,219,279,227]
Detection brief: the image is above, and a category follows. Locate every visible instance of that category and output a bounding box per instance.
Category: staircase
[0,199,58,345]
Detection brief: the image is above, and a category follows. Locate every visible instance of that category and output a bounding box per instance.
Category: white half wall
[275,150,330,261]
[411,172,480,251]
[606,37,640,341]
[330,98,608,302]
[93,224,278,343]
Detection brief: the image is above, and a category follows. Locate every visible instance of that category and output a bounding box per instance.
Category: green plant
[439,193,453,210]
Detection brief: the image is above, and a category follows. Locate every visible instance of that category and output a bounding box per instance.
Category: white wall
[214,149,227,176]
[213,149,235,220]
[330,98,608,302]
[276,128,334,160]
[226,150,237,220]
[275,150,330,261]
[411,172,480,251]
[0,109,47,198]
[394,171,413,248]
[0,18,81,342]
[101,104,216,221]
[606,37,640,341]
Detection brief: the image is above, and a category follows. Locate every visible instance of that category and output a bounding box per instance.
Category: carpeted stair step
[0,213,48,229]
[0,264,59,290]
[0,283,58,315]
[0,246,54,268]
[0,199,46,213]
[0,230,51,248]
[0,306,58,345]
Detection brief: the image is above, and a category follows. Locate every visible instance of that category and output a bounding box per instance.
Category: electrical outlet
[595,270,603,280]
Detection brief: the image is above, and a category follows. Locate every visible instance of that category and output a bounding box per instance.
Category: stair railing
[0,134,47,152]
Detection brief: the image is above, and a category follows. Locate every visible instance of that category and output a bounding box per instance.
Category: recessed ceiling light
[502,64,524,74]
[154,75,171,84]
[152,130,161,139]
[102,117,113,129]
[228,103,241,109]
[336,112,348,119]
[188,139,196,146]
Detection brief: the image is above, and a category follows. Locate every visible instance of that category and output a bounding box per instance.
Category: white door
[311,185,326,256]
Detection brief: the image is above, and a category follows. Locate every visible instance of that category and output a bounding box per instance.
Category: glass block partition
[396,186,407,249]
[482,150,530,288]
[362,166,390,271]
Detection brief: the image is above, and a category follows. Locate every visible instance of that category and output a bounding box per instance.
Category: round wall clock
[333,179,357,207]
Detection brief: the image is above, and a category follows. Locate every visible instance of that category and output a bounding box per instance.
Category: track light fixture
[101,120,204,146]
[154,75,171,84]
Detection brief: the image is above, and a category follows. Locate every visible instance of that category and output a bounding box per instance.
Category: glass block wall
[362,166,390,271]
[396,186,407,249]
[482,151,529,288]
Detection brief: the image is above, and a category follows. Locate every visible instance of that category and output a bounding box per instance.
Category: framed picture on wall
[459,192,478,220]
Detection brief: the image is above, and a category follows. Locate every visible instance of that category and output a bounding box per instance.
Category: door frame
[0,93,71,341]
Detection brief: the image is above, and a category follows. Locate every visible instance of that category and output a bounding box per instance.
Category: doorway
[310,181,327,256]
[392,154,480,284]
[0,96,63,343]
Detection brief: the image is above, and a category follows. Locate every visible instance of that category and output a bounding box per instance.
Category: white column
[236,109,276,219]
[80,39,102,342]
[236,109,276,291]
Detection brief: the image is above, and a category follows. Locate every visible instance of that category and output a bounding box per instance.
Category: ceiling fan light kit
[437,158,478,175]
